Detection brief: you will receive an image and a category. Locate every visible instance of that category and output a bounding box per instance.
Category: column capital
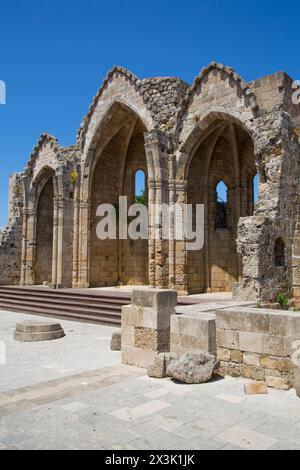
[144,129,169,149]
[23,208,37,216]
[79,200,91,210]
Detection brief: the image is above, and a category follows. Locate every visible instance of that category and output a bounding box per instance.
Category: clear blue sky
[0,0,299,227]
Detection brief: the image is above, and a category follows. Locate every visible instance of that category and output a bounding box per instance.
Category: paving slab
[1,309,300,450]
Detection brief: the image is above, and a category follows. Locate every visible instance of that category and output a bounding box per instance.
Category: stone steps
[0,286,130,326]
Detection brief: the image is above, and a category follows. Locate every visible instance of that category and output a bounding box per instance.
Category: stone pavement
[0,310,300,450]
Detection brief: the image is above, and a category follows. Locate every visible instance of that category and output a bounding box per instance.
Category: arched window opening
[247,173,259,215]
[253,173,259,204]
[275,237,285,267]
[134,170,146,204]
[215,181,228,230]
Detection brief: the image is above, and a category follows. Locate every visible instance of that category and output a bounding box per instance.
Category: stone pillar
[78,200,91,288]
[121,289,177,368]
[174,180,188,294]
[144,130,170,289]
[292,224,300,309]
[72,198,80,287]
[20,208,37,285]
[147,179,156,287]
[168,180,176,289]
[234,215,276,301]
[50,196,59,287]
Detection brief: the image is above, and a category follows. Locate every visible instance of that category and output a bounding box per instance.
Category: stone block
[250,367,265,381]
[229,311,246,331]
[110,330,121,350]
[217,347,230,361]
[121,345,156,369]
[121,324,134,347]
[293,359,300,398]
[228,362,241,377]
[131,289,177,310]
[216,327,226,348]
[264,369,282,378]
[243,352,260,367]
[121,305,143,327]
[217,361,229,376]
[141,307,169,330]
[225,329,239,349]
[216,310,231,329]
[262,335,285,357]
[239,331,263,353]
[170,313,216,357]
[290,316,300,338]
[244,382,268,395]
[244,312,270,333]
[259,355,292,373]
[266,376,291,390]
[147,352,173,378]
[230,349,243,363]
[121,289,177,369]
[134,326,169,352]
[269,315,292,336]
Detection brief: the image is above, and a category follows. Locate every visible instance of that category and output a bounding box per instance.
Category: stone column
[144,130,170,289]
[78,200,91,288]
[72,198,80,287]
[50,196,59,287]
[168,179,176,289]
[20,208,37,285]
[292,224,300,309]
[147,178,156,287]
[174,180,188,294]
[44,189,74,289]
[121,289,177,368]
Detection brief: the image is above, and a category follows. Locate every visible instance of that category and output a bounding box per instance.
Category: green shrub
[276,292,289,308]
[70,170,78,185]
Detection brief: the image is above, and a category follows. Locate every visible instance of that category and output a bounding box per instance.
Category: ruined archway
[89,103,149,287]
[186,120,256,293]
[34,169,55,285]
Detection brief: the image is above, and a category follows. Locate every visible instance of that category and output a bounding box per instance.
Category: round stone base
[14,320,65,342]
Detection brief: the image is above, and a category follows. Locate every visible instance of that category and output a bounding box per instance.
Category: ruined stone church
[1,62,300,304]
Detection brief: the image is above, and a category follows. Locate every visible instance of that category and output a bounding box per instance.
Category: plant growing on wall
[70,170,78,185]
[276,292,289,309]
[134,191,146,205]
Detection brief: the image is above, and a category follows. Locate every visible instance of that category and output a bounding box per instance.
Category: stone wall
[0,173,23,285]
[216,307,300,389]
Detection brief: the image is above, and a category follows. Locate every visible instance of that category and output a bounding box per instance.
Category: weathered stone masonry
[1,62,300,304]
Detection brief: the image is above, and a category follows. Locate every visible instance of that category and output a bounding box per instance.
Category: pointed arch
[176,62,258,155]
[215,181,228,229]
[83,99,149,288]
[78,67,155,158]
[34,166,56,285]
[176,110,256,181]
[185,115,256,294]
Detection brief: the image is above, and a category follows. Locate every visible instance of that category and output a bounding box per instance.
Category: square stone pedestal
[121,289,177,368]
